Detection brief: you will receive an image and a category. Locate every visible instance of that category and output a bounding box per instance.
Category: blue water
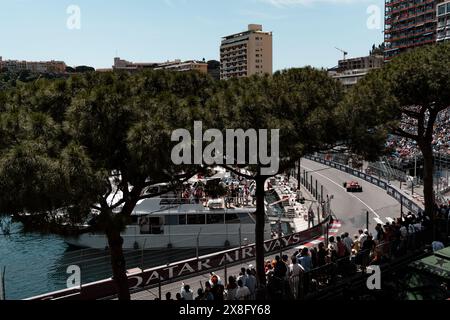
[0,221,220,300]
[0,222,69,300]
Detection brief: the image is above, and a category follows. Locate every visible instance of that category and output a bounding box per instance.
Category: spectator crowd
[160,209,444,301]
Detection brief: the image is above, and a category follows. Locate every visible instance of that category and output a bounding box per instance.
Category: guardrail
[27,210,333,300]
[306,155,424,215]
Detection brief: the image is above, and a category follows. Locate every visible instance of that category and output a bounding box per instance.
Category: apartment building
[0,56,66,74]
[337,55,384,71]
[154,59,208,73]
[384,0,438,61]
[113,57,159,71]
[328,54,384,89]
[437,1,450,41]
[113,57,207,73]
[220,24,273,80]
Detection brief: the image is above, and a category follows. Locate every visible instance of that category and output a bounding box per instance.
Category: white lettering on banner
[129,276,143,290]
[145,271,163,286]
[163,266,177,278]
[198,259,212,271]
[218,253,235,266]
[242,247,253,259]
[179,263,195,276]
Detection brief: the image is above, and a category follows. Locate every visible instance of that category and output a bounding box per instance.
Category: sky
[0,0,385,70]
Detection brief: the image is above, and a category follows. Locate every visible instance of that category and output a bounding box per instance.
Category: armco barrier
[27,213,332,300]
[306,155,424,215]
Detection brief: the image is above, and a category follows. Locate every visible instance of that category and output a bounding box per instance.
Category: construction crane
[335,47,348,61]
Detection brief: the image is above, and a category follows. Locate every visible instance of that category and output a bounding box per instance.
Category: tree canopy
[342,42,450,236]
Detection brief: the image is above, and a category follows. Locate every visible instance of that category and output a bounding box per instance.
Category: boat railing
[152,196,257,210]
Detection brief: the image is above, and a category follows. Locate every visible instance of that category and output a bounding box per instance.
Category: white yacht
[64,197,272,250]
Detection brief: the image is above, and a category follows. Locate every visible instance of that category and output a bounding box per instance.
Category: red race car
[343,181,363,192]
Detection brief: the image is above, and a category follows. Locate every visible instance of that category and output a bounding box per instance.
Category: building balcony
[386,8,436,24]
[387,30,435,43]
[387,0,435,14]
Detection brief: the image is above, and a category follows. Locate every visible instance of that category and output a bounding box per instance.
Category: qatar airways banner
[28,216,331,301]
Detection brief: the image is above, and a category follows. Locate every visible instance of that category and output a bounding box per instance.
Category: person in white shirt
[180,284,194,300]
[235,279,251,300]
[289,256,305,278]
[358,229,368,247]
[237,268,248,286]
[289,256,304,300]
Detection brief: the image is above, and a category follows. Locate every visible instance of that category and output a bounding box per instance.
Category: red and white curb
[296,220,342,249]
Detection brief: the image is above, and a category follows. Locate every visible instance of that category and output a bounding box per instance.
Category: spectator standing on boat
[181,283,194,300]
[235,279,251,300]
[243,184,249,206]
[251,187,256,205]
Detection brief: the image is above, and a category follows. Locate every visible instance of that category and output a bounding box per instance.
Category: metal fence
[306,154,424,216]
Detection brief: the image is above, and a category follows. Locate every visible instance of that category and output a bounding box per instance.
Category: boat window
[149,217,160,225]
[178,215,187,225]
[130,216,139,224]
[207,214,225,224]
[225,213,240,224]
[187,214,206,225]
[238,213,254,224]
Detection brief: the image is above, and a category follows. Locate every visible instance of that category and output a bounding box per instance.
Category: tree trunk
[421,144,435,239]
[255,175,267,287]
[106,228,131,300]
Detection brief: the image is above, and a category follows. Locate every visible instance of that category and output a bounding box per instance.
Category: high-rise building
[437,1,450,41]
[384,0,437,61]
[220,24,273,80]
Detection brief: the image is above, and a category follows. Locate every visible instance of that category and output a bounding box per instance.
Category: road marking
[374,218,384,225]
[386,217,394,223]
[302,164,381,219]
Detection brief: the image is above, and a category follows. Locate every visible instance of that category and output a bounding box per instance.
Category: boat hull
[64,224,272,249]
